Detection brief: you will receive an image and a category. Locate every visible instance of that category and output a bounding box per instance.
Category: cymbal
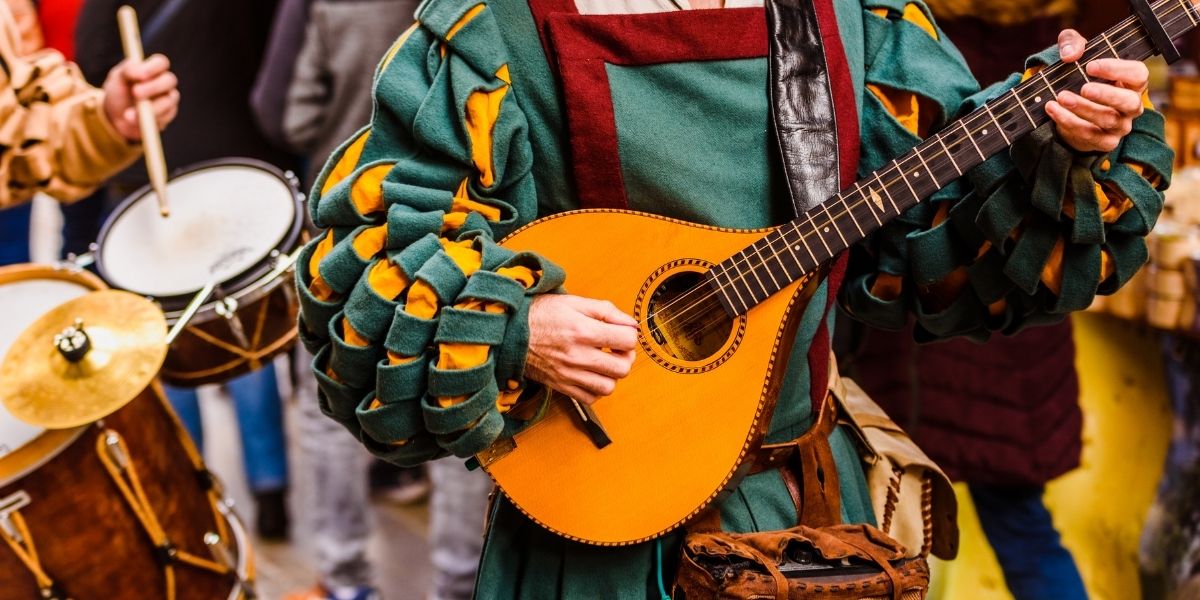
[0,290,167,429]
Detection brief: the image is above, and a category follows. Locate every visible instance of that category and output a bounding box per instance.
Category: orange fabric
[352,225,388,259]
[465,65,511,187]
[350,163,393,216]
[870,4,939,40]
[309,231,337,301]
[322,130,370,197]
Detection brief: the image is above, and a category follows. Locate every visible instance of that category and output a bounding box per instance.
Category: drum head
[98,160,300,309]
[0,266,100,461]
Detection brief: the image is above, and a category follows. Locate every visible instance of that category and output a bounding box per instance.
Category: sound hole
[646,271,735,363]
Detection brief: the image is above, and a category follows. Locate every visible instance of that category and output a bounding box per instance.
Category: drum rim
[0,263,102,485]
[95,157,305,312]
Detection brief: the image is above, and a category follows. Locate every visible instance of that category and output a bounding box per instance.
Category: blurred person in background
[75,0,294,541]
[253,0,490,598]
[0,0,176,264]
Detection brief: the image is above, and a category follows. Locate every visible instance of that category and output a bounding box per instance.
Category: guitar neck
[708,0,1199,316]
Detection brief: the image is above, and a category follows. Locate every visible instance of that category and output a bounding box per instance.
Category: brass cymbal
[0,290,167,429]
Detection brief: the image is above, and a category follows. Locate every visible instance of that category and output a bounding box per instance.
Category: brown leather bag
[674,523,930,600]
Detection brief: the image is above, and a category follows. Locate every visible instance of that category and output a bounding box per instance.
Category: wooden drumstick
[116,5,169,218]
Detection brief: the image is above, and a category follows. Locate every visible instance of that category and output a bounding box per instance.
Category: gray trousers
[428,460,492,600]
[294,348,374,589]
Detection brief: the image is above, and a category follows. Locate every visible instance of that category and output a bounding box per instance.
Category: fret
[1100,30,1120,57]
[821,203,849,247]
[855,182,884,225]
[893,161,921,205]
[1010,88,1037,128]
[737,249,769,296]
[710,268,744,315]
[751,242,782,290]
[914,147,939,188]
[780,225,804,268]
[1180,0,1198,26]
[840,196,866,237]
[793,217,819,264]
[982,104,1011,144]
[936,135,963,176]
[873,171,900,213]
[766,233,803,280]
[803,212,833,255]
[1036,69,1058,102]
[1073,60,1090,83]
[958,120,986,160]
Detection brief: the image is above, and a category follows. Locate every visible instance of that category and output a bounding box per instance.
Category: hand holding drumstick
[107,5,178,216]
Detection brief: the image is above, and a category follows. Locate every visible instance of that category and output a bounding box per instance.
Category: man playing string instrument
[297,0,1171,596]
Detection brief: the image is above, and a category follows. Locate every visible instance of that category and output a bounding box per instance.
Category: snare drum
[96,159,305,387]
[0,264,254,600]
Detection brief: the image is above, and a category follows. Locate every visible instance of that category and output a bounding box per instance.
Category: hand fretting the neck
[705,0,1200,316]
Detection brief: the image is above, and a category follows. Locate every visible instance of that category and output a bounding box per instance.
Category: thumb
[576,298,637,327]
[1058,29,1086,62]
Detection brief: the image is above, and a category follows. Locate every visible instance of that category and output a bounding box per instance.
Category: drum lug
[215,298,252,349]
[0,490,32,542]
[104,431,130,471]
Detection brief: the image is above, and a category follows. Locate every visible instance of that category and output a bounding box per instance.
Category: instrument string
[642,3,1182,337]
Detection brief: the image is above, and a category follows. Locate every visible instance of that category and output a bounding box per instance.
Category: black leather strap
[1130,0,1182,63]
[766,0,842,216]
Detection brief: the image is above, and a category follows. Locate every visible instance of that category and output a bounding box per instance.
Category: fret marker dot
[982,129,989,135]
[794,245,801,251]
[914,171,921,177]
[1035,96,1042,102]
[824,227,830,233]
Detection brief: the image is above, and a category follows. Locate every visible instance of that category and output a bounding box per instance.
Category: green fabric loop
[841,274,908,330]
[344,266,401,342]
[296,317,325,355]
[459,270,527,310]
[907,221,968,285]
[428,358,497,399]
[357,395,426,443]
[494,294,533,383]
[1106,164,1163,237]
[319,226,376,295]
[965,249,1014,305]
[381,179,455,214]
[296,239,345,339]
[387,206,445,250]
[474,236,518,271]
[389,233,444,281]
[437,409,505,458]
[1009,123,1051,182]
[435,306,509,345]
[912,291,986,342]
[1003,219,1060,295]
[1028,132,1073,219]
[328,315,386,389]
[361,432,446,468]
[377,353,432,404]
[415,250,470,305]
[315,160,394,228]
[1069,164,1105,245]
[313,345,367,423]
[423,379,500,435]
[1100,235,1150,294]
[976,178,1027,244]
[308,124,370,226]
[1050,243,1102,313]
[384,307,438,357]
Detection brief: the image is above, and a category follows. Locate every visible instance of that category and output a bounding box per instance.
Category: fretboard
[708,0,1199,316]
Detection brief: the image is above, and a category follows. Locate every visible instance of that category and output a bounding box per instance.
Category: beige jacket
[0,0,139,209]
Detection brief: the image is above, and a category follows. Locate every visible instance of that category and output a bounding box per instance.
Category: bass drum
[0,264,254,600]
[96,158,305,387]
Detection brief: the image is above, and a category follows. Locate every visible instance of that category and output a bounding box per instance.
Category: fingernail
[1062,43,1074,55]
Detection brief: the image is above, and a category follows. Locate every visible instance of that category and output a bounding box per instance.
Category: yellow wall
[933,313,1173,600]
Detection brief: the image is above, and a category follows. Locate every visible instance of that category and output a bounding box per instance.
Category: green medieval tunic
[294,0,1172,597]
